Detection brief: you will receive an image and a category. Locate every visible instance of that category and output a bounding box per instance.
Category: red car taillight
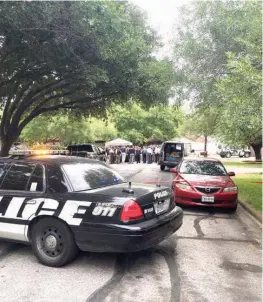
[120,200,144,222]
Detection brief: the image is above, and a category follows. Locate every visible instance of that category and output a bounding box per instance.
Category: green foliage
[216,2,262,152]
[182,107,221,138]
[173,0,246,106]
[87,117,117,142]
[20,116,53,144]
[20,102,183,146]
[21,115,117,146]
[173,0,262,158]
[0,1,174,155]
[110,102,183,144]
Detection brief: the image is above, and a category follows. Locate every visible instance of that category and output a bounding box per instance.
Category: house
[172,136,219,154]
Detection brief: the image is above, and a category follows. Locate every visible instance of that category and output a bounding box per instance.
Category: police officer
[128,145,135,164]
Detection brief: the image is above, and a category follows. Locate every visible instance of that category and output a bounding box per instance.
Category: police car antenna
[122,181,134,194]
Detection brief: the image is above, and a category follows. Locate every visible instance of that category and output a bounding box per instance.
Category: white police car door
[0,163,46,242]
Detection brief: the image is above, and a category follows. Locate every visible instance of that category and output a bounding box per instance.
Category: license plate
[154,198,170,214]
[201,196,215,203]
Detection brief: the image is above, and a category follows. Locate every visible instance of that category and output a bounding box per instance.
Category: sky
[131,0,192,56]
[131,0,193,108]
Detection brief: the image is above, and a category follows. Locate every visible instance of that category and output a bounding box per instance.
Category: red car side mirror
[170,168,178,173]
[228,171,235,176]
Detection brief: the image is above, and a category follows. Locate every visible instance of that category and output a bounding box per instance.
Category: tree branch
[8,80,33,119]
[30,78,66,102]
[18,92,117,133]
[33,90,117,114]
[0,95,12,139]
[10,79,69,128]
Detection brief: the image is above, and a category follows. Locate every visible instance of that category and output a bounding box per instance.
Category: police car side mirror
[170,168,178,173]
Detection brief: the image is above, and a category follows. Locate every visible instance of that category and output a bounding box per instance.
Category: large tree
[182,107,221,151]
[173,0,247,106]
[20,115,117,146]
[216,54,262,159]
[111,102,183,144]
[0,1,174,156]
[215,2,262,159]
[173,0,262,158]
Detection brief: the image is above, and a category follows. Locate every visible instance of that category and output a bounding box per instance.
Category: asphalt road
[0,163,262,302]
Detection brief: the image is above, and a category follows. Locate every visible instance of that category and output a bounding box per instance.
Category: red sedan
[171,158,238,212]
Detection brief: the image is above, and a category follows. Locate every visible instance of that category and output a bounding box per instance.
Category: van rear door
[164,143,184,162]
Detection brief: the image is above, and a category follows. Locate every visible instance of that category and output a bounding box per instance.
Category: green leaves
[110,102,183,144]
[20,102,183,146]
[215,2,262,149]
[174,0,262,157]
[0,1,174,155]
[20,114,117,146]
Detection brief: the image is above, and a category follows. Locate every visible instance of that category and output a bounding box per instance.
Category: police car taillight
[120,200,143,222]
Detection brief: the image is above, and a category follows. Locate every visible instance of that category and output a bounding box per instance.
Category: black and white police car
[0,150,183,267]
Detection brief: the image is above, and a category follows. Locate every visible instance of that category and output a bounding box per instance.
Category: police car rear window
[62,163,125,191]
[0,163,7,183]
[1,163,35,191]
[28,165,44,192]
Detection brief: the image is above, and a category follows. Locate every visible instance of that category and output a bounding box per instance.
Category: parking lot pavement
[0,245,115,302]
[0,163,262,302]
[110,163,145,178]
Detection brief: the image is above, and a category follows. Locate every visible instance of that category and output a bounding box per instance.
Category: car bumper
[159,160,181,167]
[72,206,183,253]
[175,190,237,208]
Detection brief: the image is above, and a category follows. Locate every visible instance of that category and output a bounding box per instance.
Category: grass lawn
[223,161,262,169]
[234,173,262,212]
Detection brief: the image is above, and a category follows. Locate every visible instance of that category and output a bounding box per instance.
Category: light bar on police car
[9,149,69,156]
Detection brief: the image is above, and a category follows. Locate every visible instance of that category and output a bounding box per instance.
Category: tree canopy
[173,0,262,158]
[110,102,182,144]
[20,114,117,146]
[20,103,183,146]
[0,1,174,155]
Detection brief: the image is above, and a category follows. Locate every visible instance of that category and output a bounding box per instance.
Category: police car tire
[160,165,165,171]
[31,218,79,267]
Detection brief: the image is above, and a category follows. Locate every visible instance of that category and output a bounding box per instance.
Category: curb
[238,200,262,224]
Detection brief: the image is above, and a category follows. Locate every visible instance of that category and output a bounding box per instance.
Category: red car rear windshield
[179,161,227,176]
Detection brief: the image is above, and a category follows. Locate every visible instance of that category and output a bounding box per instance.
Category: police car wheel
[31,218,79,267]
[160,165,165,171]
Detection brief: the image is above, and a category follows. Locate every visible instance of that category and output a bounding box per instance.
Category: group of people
[105,145,161,164]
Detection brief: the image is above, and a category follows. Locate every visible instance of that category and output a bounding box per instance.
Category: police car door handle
[26,200,36,204]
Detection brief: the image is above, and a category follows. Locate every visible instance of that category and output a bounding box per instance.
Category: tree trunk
[204,135,208,152]
[251,143,262,161]
[0,116,20,157]
[0,138,15,157]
